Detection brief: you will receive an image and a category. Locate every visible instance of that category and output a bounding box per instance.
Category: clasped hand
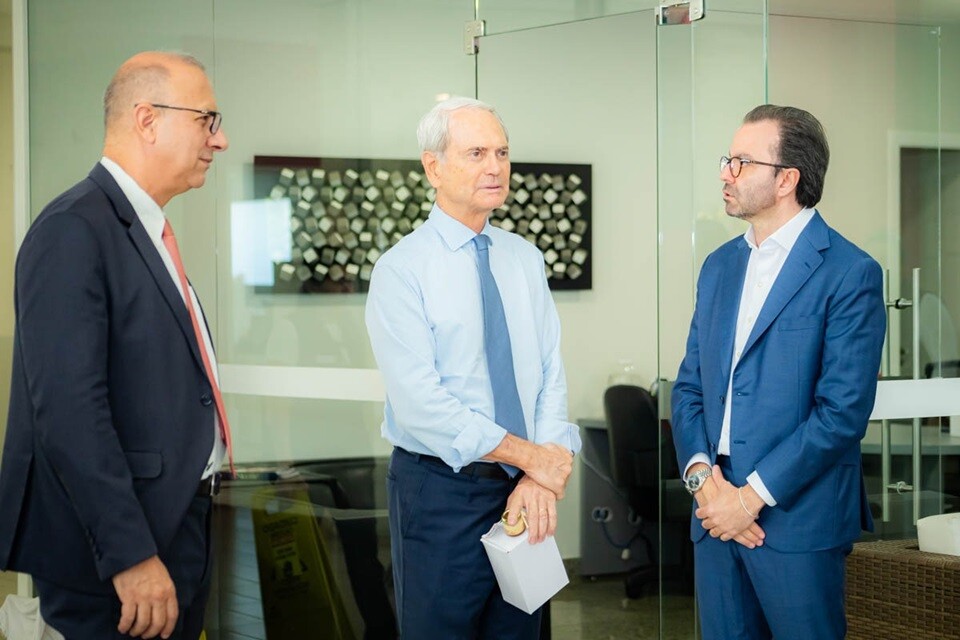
[505,475,558,545]
[694,465,766,549]
[524,442,573,499]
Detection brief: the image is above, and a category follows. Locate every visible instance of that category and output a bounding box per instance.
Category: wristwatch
[684,467,713,495]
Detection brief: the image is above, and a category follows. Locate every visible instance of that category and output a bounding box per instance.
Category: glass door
[657,2,768,637]
[475,3,671,637]
[658,1,960,637]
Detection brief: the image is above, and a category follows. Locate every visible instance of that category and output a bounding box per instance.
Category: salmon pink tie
[162,220,234,474]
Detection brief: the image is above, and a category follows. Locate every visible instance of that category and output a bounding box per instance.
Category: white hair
[416,96,509,158]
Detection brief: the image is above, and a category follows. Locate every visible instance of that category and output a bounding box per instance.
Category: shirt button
[757,281,765,288]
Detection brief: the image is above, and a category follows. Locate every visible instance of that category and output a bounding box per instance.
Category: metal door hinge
[658,0,705,25]
[464,19,485,55]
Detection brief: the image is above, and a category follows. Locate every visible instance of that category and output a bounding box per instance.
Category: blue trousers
[36,494,212,640]
[694,533,851,640]
[388,448,542,639]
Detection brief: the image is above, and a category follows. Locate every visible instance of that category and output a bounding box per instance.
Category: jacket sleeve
[671,264,712,473]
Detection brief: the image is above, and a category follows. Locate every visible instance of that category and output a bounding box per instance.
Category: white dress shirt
[100,157,226,479]
[686,207,815,506]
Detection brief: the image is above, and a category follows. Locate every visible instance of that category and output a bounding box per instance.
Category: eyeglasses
[720,155,791,178]
[150,103,223,135]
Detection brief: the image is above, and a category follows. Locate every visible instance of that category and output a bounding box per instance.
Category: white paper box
[480,522,569,614]
[918,513,960,556]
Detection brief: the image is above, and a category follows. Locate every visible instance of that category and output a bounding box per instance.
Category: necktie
[162,220,235,474]
[473,234,526,476]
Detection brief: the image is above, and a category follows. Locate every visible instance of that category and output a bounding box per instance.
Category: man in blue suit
[0,52,229,639]
[671,105,885,639]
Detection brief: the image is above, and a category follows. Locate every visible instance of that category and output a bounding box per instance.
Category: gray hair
[416,96,509,158]
[103,52,206,130]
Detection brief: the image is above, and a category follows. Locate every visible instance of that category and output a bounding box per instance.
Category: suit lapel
[88,164,207,373]
[717,240,751,387]
[739,212,829,360]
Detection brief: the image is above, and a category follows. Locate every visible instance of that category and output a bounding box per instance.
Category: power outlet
[591,506,613,523]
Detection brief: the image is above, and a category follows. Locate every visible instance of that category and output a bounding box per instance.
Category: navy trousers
[36,494,213,640]
[387,448,542,639]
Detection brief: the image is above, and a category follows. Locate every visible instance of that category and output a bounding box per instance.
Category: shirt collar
[428,204,495,251]
[99,156,167,243]
[743,207,815,252]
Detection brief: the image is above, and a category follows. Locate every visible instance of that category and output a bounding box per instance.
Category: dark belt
[399,448,511,481]
[196,473,221,497]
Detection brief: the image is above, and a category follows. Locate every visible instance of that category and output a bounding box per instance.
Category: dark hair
[743,104,829,208]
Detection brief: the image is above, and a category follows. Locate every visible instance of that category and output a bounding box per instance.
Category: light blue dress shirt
[365,205,582,471]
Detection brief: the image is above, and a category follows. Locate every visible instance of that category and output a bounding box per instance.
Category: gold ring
[501,510,527,536]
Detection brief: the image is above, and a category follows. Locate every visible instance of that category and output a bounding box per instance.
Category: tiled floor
[206,502,697,640]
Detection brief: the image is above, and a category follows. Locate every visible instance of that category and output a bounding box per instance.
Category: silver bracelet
[738,487,758,519]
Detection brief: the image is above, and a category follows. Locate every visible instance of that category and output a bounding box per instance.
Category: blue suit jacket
[671,212,886,552]
[0,164,216,593]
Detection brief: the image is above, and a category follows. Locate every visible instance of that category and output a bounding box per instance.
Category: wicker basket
[847,538,960,639]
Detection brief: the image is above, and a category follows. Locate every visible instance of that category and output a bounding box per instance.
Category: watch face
[686,475,701,493]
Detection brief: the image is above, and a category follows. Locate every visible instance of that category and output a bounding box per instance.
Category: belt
[399,448,512,481]
[197,473,222,497]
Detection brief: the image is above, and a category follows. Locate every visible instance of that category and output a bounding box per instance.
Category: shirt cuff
[449,413,508,471]
[746,471,777,507]
[683,453,711,480]
[535,421,583,456]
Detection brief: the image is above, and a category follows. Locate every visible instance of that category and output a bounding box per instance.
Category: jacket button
[200,394,213,406]
[719,395,725,404]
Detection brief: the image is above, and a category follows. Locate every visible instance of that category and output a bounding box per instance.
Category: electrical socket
[591,506,613,523]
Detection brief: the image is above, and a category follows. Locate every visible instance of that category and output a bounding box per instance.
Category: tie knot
[162,220,175,239]
[473,234,490,251]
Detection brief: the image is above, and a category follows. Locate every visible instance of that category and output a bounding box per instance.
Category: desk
[861,422,960,455]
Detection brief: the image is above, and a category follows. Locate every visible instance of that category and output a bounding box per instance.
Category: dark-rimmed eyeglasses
[150,103,222,135]
[720,155,791,178]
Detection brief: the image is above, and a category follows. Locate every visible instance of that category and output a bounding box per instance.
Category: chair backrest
[604,384,661,516]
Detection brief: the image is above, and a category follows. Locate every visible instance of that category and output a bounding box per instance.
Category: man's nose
[720,164,735,183]
[209,127,229,151]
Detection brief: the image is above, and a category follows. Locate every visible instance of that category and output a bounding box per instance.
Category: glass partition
[658,2,960,637]
[657,5,769,638]
[479,9,662,635]
[24,0,960,637]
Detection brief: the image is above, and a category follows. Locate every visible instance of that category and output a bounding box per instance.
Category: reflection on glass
[230,198,293,287]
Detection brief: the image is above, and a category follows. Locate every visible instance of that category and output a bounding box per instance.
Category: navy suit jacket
[671,212,886,552]
[0,164,216,594]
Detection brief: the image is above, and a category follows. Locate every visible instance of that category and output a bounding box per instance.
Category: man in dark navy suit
[0,51,229,639]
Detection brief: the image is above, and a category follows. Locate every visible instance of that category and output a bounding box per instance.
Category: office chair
[604,384,691,598]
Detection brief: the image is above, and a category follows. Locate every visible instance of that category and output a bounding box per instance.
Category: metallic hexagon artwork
[253,156,592,293]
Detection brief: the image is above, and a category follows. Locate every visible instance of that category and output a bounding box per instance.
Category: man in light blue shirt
[365,97,581,638]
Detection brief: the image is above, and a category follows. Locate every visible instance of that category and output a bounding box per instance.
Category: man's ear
[421,151,442,189]
[777,166,800,199]
[133,103,159,144]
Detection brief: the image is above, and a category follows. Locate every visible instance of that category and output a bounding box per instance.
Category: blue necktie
[473,234,526,477]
